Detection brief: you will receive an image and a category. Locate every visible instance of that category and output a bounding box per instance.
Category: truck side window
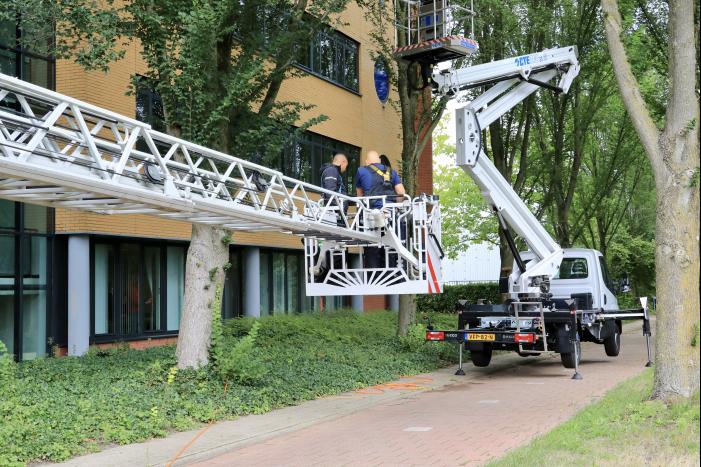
[554,258,588,279]
[598,256,614,291]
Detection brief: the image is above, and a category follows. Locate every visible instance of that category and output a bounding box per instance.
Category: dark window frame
[296,28,360,94]
[258,247,309,316]
[282,130,361,193]
[0,16,56,90]
[0,201,54,361]
[222,248,244,320]
[89,236,188,343]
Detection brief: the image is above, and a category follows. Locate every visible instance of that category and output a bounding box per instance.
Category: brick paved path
[196,324,651,467]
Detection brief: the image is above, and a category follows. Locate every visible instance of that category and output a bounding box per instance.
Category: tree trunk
[176,224,230,368]
[652,144,700,399]
[397,294,416,336]
[602,0,700,399]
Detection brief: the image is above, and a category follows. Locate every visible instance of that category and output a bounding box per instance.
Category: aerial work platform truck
[394,0,651,377]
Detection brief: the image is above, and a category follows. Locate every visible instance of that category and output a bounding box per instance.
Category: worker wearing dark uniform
[313,152,349,283]
[319,152,349,225]
[355,150,406,268]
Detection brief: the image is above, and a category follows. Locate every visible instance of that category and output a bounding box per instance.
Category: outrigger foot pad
[645,361,653,367]
[455,368,466,376]
[572,372,583,380]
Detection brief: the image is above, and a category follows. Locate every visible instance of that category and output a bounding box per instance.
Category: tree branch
[601,0,661,165]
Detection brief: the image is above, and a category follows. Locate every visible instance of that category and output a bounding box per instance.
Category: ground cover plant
[489,369,700,467]
[0,311,457,465]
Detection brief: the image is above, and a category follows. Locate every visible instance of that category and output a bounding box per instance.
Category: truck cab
[515,248,619,311]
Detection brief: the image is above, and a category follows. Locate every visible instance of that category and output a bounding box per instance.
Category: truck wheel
[560,341,581,369]
[470,345,493,367]
[604,329,621,357]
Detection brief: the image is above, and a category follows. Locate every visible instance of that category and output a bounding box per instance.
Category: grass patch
[0,310,457,465]
[489,369,700,467]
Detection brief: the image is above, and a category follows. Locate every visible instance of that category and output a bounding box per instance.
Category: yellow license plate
[467,333,496,341]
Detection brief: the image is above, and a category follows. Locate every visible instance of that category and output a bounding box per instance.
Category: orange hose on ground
[165,383,229,467]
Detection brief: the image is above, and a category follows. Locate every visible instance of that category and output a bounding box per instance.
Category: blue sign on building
[374,59,389,104]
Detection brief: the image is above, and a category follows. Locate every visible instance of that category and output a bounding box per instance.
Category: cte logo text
[514,56,530,66]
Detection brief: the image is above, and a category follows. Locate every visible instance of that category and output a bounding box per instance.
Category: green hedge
[0,311,457,465]
[416,283,500,313]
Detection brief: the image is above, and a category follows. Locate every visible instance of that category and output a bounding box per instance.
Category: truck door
[597,255,619,310]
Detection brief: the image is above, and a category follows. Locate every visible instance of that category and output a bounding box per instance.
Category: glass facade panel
[23,203,48,233]
[222,250,242,320]
[21,236,47,359]
[272,253,285,314]
[119,244,141,336]
[143,247,161,332]
[93,241,185,339]
[166,246,185,331]
[286,255,299,313]
[94,244,114,335]
[0,199,14,230]
[259,252,270,315]
[0,232,14,353]
[258,249,312,315]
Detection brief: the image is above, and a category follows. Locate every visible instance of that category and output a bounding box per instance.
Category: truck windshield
[554,258,588,279]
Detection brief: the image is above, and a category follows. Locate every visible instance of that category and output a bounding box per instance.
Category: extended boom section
[438,46,580,297]
[0,72,442,297]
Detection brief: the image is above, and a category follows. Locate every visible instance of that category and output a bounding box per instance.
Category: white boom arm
[434,46,580,296]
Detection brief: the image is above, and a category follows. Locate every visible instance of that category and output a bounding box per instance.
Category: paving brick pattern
[197,325,651,467]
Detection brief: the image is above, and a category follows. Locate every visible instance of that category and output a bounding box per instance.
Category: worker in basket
[312,151,350,282]
[355,150,406,268]
[319,151,349,226]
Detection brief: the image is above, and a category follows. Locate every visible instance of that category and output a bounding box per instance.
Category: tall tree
[2,0,348,368]
[602,0,700,399]
[360,2,452,335]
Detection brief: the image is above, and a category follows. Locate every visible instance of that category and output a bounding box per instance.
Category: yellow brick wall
[54,5,402,249]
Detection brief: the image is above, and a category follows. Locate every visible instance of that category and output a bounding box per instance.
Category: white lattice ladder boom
[0,72,443,296]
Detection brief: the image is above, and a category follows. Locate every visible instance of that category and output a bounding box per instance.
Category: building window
[258,249,313,315]
[92,240,185,340]
[0,15,55,361]
[135,77,165,131]
[222,249,243,320]
[0,17,55,89]
[0,200,52,360]
[298,29,359,92]
[282,131,360,193]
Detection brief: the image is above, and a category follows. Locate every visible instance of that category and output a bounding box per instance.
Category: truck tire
[560,340,581,369]
[470,345,493,367]
[604,329,621,357]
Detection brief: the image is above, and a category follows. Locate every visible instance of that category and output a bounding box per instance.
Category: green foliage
[689,167,699,188]
[398,323,429,352]
[416,283,500,313]
[209,286,265,386]
[0,311,456,464]
[606,227,656,297]
[0,340,16,386]
[489,370,700,466]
